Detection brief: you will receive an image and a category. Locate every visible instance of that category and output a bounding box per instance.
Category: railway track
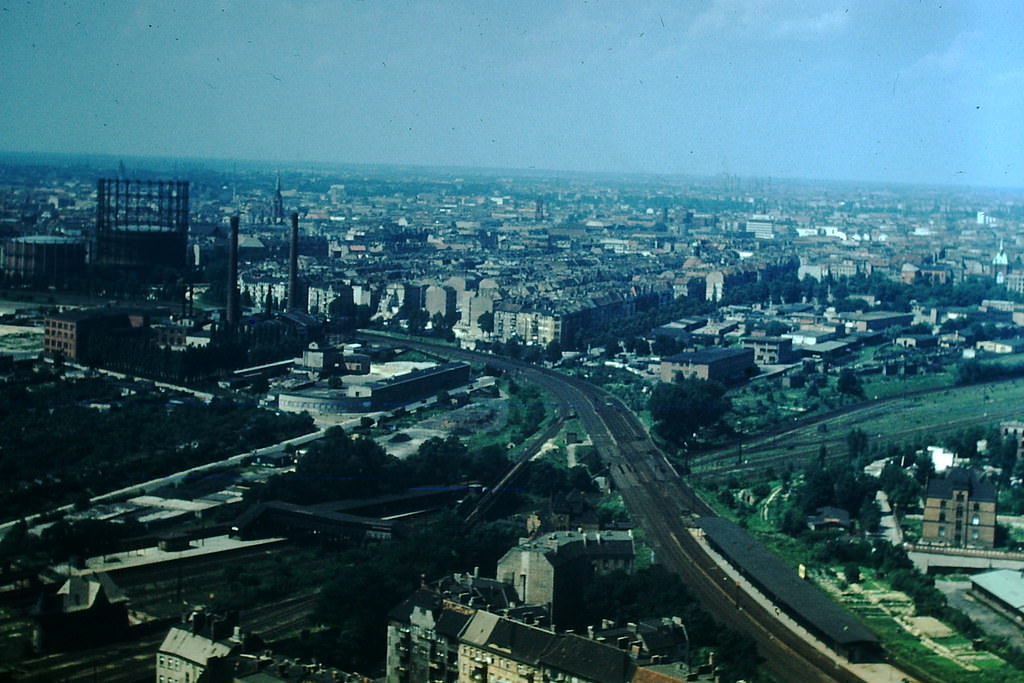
[693,395,1024,479]
[241,590,320,640]
[357,333,885,681]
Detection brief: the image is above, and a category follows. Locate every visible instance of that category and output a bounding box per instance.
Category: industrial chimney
[226,215,240,326]
[287,212,302,312]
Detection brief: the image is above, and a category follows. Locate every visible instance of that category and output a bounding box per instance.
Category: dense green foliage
[250,420,595,513]
[0,370,314,521]
[505,380,547,444]
[649,376,730,449]
[568,296,713,352]
[778,459,880,536]
[251,428,514,506]
[955,359,1024,386]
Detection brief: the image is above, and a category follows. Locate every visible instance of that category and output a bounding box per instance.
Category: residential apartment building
[385,586,691,683]
[157,611,368,683]
[496,530,635,628]
[921,468,997,549]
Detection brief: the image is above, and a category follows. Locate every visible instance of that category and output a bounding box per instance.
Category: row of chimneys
[226,212,303,326]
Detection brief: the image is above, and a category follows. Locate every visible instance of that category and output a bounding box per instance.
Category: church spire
[271,170,285,225]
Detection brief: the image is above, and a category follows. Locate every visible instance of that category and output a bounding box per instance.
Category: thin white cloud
[688,0,848,41]
[905,30,980,78]
[773,8,849,40]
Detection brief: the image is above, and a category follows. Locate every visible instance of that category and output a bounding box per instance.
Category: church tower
[994,239,1009,285]
[271,171,285,225]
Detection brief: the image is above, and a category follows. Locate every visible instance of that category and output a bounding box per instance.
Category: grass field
[692,376,1024,476]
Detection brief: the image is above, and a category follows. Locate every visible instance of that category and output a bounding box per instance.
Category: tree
[649,377,730,448]
[836,368,864,398]
[405,435,471,484]
[477,311,494,333]
[846,428,869,460]
[544,340,562,364]
[404,307,429,335]
[859,498,882,533]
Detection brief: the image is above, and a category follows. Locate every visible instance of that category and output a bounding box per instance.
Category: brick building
[659,347,755,384]
[921,468,997,548]
[43,308,152,361]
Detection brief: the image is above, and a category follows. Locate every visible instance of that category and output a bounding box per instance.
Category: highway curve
[356,333,878,682]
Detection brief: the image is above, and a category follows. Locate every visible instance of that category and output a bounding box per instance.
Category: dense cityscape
[0,153,1021,683]
[3,1,1024,682]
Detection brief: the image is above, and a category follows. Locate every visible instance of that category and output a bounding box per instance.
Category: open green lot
[692,375,1024,477]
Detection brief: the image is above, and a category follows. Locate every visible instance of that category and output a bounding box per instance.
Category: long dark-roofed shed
[695,517,880,662]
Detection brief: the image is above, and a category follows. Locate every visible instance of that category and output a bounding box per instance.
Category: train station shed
[971,569,1024,620]
[695,517,880,662]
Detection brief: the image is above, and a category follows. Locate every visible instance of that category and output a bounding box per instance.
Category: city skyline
[2,1,1023,190]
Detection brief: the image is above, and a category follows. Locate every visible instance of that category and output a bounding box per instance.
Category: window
[972,529,980,540]
[938,527,946,537]
[972,514,981,526]
[939,512,946,522]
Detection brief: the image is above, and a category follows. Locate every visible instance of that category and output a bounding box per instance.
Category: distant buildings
[3,235,86,282]
[742,335,795,366]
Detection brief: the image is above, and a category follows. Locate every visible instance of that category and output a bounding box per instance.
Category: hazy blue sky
[2,1,1022,187]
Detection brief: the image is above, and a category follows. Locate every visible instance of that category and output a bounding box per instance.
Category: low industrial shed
[971,569,1024,620]
[695,517,881,662]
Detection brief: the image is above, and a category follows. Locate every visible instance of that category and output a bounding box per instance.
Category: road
[356,332,900,682]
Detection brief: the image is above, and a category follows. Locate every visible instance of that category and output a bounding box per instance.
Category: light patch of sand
[0,324,42,336]
[908,616,954,638]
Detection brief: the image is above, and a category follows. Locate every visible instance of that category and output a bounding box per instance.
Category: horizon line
[0,149,1021,194]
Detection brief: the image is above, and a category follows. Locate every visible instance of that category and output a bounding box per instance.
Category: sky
[2,1,1023,188]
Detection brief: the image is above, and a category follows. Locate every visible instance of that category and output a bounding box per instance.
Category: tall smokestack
[226,215,240,326]
[287,211,300,312]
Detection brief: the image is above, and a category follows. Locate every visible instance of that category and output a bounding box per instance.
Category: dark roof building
[922,467,998,548]
[43,308,156,361]
[658,347,755,384]
[806,506,852,532]
[31,573,129,653]
[695,517,879,662]
[386,587,690,683]
[231,501,395,545]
